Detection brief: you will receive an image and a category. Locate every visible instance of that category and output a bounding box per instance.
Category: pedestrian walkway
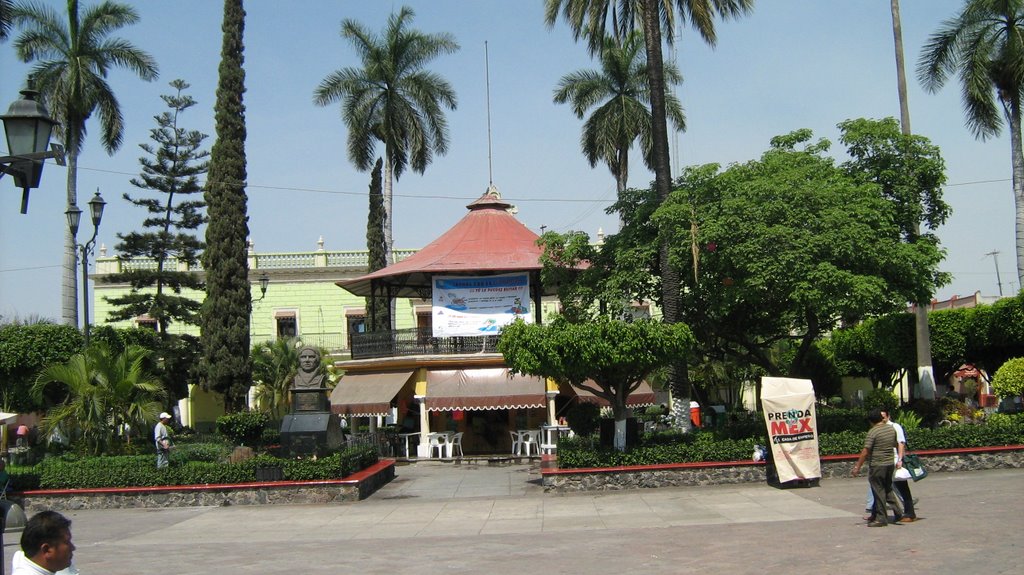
[4,467,1021,574]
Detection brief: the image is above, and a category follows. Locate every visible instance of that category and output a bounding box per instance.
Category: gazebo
[330,186,653,458]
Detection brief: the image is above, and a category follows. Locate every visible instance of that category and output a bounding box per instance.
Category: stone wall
[541,446,1024,493]
[15,460,395,513]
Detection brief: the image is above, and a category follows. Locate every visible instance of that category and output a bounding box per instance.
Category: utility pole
[985,250,1004,296]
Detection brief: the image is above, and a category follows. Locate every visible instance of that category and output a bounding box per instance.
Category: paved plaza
[3,463,1020,574]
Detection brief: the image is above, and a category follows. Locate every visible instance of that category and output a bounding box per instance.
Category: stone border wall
[14,459,396,514]
[541,446,1024,493]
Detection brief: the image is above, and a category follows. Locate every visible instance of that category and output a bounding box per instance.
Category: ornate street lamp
[66,191,106,346]
[0,79,66,213]
[253,272,270,303]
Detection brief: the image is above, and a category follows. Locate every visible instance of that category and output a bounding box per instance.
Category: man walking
[155,412,173,469]
[851,409,904,526]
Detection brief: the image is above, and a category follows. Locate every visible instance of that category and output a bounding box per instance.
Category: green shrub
[863,388,898,413]
[216,411,270,446]
[992,357,1024,399]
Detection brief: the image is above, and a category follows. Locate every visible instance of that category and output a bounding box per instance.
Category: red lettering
[770,421,789,435]
[799,418,813,432]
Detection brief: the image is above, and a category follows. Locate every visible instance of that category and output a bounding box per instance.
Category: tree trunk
[640,0,691,431]
[383,153,394,265]
[62,153,79,327]
[1010,95,1024,292]
[892,0,936,400]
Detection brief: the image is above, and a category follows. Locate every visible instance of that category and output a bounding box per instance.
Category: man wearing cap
[154,412,173,469]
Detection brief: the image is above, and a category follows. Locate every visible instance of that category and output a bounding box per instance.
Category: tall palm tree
[918,0,1024,290]
[1,0,13,40]
[11,0,158,327]
[314,6,458,264]
[32,342,167,454]
[544,0,753,428]
[891,0,936,400]
[554,30,686,195]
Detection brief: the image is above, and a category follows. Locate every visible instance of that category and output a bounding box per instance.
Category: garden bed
[13,459,396,513]
[540,445,1024,492]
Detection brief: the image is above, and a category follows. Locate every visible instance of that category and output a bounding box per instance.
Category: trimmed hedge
[9,444,378,491]
[556,414,1024,469]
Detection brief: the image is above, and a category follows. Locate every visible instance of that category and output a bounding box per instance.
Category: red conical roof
[338,187,549,297]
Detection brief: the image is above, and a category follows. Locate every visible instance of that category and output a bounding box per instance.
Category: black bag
[903,453,927,481]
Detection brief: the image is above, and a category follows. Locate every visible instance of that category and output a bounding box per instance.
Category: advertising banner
[432,273,532,337]
[760,377,821,483]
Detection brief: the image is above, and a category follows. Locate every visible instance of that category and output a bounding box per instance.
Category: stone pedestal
[280,388,342,457]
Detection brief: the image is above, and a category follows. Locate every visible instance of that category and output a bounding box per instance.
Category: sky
[0,0,1017,322]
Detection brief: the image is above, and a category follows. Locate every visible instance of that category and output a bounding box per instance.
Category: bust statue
[293,345,326,389]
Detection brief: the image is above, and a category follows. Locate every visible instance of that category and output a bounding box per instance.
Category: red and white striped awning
[425,368,547,411]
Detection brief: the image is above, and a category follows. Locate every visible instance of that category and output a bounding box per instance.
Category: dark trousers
[868,464,903,523]
[894,479,915,518]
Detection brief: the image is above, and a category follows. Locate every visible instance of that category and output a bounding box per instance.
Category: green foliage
[200,0,252,410]
[0,323,83,411]
[32,342,167,454]
[565,402,601,437]
[555,415,1024,468]
[251,337,299,419]
[499,316,693,423]
[862,388,898,414]
[104,79,208,334]
[894,409,923,432]
[992,357,1024,398]
[553,30,685,194]
[365,157,389,331]
[216,411,269,446]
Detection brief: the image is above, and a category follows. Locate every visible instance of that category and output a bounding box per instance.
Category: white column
[415,396,431,458]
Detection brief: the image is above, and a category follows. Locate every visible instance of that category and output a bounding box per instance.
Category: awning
[425,368,546,411]
[567,380,657,408]
[330,371,414,416]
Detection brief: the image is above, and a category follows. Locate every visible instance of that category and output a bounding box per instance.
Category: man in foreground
[851,409,904,526]
[12,511,75,574]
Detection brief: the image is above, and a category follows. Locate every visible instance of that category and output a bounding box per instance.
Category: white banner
[760,377,821,483]
[432,273,532,337]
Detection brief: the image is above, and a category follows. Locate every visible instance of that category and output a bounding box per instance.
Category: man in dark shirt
[851,409,904,526]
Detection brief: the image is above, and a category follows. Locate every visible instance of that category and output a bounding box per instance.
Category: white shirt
[11,550,77,575]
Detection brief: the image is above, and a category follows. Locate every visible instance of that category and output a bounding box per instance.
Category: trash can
[689,401,701,428]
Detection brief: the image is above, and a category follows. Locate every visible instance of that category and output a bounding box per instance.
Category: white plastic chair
[428,433,448,458]
[449,432,464,458]
[520,430,539,456]
[509,430,523,456]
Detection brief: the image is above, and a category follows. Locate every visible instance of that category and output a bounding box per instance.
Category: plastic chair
[520,430,539,457]
[428,433,448,458]
[449,432,464,458]
[509,430,523,456]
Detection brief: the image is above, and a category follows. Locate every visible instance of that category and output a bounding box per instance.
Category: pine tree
[366,158,390,331]
[105,79,208,335]
[200,0,250,410]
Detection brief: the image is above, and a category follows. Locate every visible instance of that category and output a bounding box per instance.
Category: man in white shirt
[155,412,173,469]
[12,511,75,575]
[863,409,917,522]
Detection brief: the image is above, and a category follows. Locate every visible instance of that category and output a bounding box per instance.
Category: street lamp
[252,273,270,303]
[0,79,66,213]
[65,191,106,346]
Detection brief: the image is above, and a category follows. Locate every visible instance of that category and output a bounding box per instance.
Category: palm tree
[1,0,13,40]
[918,0,1024,290]
[251,337,300,420]
[554,30,686,195]
[544,0,753,428]
[314,6,458,264]
[11,0,158,327]
[32,342,167,454]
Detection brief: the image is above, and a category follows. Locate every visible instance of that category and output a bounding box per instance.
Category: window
[136,316,157,331]
[274,310,297,339]
[347,316,366,349]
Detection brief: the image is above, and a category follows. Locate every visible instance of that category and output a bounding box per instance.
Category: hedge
[9,444,378,491]
[556,414,1024,469]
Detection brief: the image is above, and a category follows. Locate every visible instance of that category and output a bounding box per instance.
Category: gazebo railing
[350,328,500,359]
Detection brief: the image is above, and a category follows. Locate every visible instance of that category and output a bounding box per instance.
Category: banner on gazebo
[432,273,532,337]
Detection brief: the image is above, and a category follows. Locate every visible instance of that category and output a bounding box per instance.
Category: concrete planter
[541,445,1024,493]
[14,459,396,513]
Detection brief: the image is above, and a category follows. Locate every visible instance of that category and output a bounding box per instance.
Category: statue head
[298,346,321,374]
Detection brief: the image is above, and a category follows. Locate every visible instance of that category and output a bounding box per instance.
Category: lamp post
[0,79,66,213]
[253,273,270,303]
[65,191,106,346]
